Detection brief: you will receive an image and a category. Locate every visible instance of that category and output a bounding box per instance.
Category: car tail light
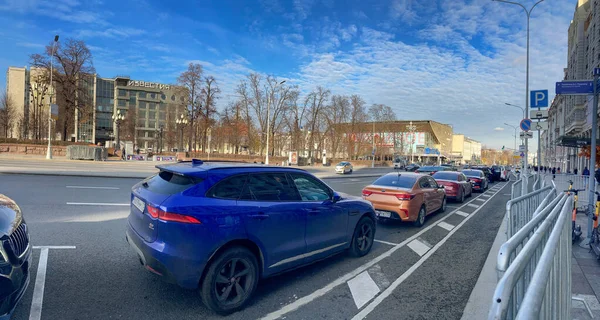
[396,194,415,200]
[472,178,481,183]
[445,184,455,190]
[362,190,373,197]
[146,204,201,224]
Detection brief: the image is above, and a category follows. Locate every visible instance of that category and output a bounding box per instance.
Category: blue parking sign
[530,90,548,108]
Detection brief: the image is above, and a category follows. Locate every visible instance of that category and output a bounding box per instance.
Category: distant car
[393,159,404,170]
[0,194,31,320]
[405,164,420,172]
[473,166,494,183]
[461,169,489,192]
[432,171,473,203]
[335,161,353,174]
[491,166,502,182]
[416,166,451,175]
[362,172,447,227]
[126,161,375,314]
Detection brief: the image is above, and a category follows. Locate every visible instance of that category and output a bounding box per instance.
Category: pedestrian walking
[557,167,561,174]
[122,147,126,160]
[552,167,556,179]
[584,167,590,188]
[574,168,578,175]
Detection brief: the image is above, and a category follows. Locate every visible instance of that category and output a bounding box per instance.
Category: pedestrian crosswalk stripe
[438,221,455,231]
[407,239,431,257]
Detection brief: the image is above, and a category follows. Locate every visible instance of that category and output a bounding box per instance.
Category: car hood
[0,194,22,237]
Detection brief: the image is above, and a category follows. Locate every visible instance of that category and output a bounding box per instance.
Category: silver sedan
[335,161,353,174]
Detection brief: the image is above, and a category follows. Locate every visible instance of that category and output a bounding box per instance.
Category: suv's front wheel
[349,217,375,257]
[201,247,259,315]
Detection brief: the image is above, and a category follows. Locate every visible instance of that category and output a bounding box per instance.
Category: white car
[335,161,353,174]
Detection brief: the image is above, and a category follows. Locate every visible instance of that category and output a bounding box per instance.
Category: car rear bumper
[126,223,206,289]
[0,246,32,319]
[372,204,416,222]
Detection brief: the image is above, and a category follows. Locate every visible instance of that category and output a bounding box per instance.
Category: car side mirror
[332,192,342,203]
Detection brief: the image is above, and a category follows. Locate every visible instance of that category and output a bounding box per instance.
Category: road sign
[530,110,548,119]
[520,152,525,158]
[520,132,534,139]
[513,151,520,156]
[530,90,548,108]
[519,145,525,152]
[520,119,532,131]
[556,80,594,95]
[534,121,548,131]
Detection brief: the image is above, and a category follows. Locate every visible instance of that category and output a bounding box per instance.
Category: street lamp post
[112,112,125,151]
[406,121,417,163]
[46,35,59,160]
[176,114,188,152]
[265,80,286,165]
[494,0,545,177]
[159,125,164,154]
[505,103,526,119]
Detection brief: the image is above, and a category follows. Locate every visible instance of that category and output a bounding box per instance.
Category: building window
[149,120,156,129]
[118,100,126,107]
[129,97,136,105]
[118,89,126,97]
[139,92,147,98]
[159,112,166,120]
[138,119,146,127]
[159,103,166,111]
[149,111,156,120]
[149,103,156,110]
[171,95,176,101]
[161,94,166,100]
[139,110,146,118]
[139,101,147,109]
[150,93,156,99]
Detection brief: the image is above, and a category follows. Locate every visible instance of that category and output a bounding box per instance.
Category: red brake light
[396,193,415,200]
[146,204,201,224]
[362,190,373,197]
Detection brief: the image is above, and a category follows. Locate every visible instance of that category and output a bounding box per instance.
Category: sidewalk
[573,213,600,319]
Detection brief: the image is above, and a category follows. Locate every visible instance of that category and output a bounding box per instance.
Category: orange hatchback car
[361,173,447,227]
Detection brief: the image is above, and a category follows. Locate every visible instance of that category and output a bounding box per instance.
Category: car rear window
[144,171,201,195]
[432,172,458,180]
[372,175,416,188]
[207,174,248,199]
[418,166,436,172]
[462,170,480,176]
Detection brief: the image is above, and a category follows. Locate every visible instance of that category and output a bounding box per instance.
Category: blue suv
[126,160,376,314]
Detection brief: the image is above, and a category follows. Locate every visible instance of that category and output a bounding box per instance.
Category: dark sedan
[0,194,31,320]
[462,169,489,192]
[405,163,420,172]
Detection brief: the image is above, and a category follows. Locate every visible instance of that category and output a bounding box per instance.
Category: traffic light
[502,145,505,150]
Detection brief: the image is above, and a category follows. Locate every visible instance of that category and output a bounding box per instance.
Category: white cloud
[77,27,146,38]
[494,127,505,131]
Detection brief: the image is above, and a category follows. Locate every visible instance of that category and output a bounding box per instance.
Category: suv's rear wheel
[349,217,375,257]
[201,247,259,315]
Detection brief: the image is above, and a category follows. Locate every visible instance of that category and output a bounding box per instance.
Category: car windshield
[372,175,417,189]
[432,172,458,181]
[462,170,481,177]
[337,162,348,166]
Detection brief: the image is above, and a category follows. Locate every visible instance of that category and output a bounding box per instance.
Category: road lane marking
[437,221,455,231]
[66,186,120,190]
[474,198,485,202]
[455,211,469,217]
[259,184,506,320]
[480,194,491,198]
[351,182,510,320]
[66,202,129,206]
[467,203,479,208]
[368,264,390,289]
[347,271,380,309]
[374,240,399,246]
[407,239,430,257]
[29,246,76,320]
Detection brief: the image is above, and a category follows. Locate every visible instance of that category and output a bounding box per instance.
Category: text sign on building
[530,110,548,119]
[127,80,171,90]
[530,90,548,108]
[555,81,594,95]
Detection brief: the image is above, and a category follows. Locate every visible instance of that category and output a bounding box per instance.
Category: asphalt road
[1,172,510,320]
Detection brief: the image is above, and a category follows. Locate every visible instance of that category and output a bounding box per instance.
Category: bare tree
[28,70,50,140]
[177,63,203,151]
[266,78,297,157]
[30,38,95,141]
[369,104,396,161]
[304,86,331,160]
[121,107,137,145]
[199,76,221,151]
[235,80,257,153]
[0,92,16,138]
[324,95,350,159]
[347,95,368,159]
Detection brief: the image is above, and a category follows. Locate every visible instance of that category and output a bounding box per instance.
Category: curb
[460,212,507,319]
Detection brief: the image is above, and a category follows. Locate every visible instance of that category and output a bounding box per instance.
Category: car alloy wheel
[201,247,258,315]
[440,197,447,212]
[414,206,426,227]
[350,217,375,257]
[459,190,465,203]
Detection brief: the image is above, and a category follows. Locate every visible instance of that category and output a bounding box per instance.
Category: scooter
[589,191,600,259]
[566,180,584,242]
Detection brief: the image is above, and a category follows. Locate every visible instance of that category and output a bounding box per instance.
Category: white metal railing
[539,173,592,206]
[505,186,554,237]
[488,194,571,319]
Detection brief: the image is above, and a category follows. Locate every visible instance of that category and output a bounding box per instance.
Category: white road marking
[352,182,510,320]
[66,202,129,206]
[66,186,120,190]
[407,239,430,256]
[347,271,381,309]
[29,248,48,320]
[368,264,390,289]
[503,193,512,196]
[33,246,76,249]
[480,194,491,198]
[467,203,479,208]
[474,198,486,202]
[455,211,469,217]
[259,184,503,320]
[437,221,455,231]
[374,239,398,246]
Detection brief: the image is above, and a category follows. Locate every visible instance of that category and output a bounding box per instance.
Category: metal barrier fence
[539,173,592,206]
[506,185,554,237]
[488,193,571,319]
[511,180,523,200]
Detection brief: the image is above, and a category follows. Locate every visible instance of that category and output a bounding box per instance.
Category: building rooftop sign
[127,80,171,90]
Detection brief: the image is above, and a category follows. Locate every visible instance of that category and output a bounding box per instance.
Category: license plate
[132,196,145,212]
[376,210,391,218]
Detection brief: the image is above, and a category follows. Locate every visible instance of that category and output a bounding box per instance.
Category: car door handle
[249,213,269,220]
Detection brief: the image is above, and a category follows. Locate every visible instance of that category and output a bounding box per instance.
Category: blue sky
[0,0,574,149]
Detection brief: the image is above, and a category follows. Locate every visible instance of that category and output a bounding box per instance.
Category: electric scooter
[566,180,584,242]
[589,191,600,259]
